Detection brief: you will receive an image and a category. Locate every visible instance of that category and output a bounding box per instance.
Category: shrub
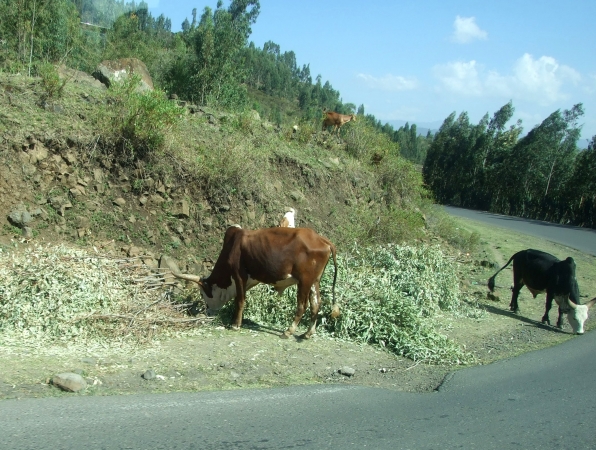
[37,63,66,101]
[97,75,181,163]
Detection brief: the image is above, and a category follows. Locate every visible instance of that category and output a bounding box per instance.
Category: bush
[37,63,66,101]
[97,75,181,163]
[342,119,399,163]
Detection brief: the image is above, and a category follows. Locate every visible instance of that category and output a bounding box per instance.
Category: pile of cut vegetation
[237,244,483,365]
[0,244,198,348]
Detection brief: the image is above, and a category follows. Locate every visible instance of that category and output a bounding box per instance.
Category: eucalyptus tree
[0,0,81,71]
[566,136,596,226]
[189,0,260,107]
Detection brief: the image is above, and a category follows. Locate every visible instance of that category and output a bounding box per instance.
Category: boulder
[52,372,87,392]
[93,58,154,91]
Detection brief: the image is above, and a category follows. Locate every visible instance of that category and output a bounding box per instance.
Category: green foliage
[36,62,66,101]
[228,244,477,364]
[425,209,481,253]
[0,0,81,71]
[423,101,589,226]
[96,75,181,162]
[0,244,137,343]
[342,117,398,162]
[565,136,596,226]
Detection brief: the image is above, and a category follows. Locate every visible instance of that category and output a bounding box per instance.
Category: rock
[52,373,87,392]
[8,208,32,227]
[93,58,154,91]
[160,255,181,274]
[81,357,97,365]
[338,366,355,377]
[142,369,156,380]
[22,227,33,239]
[113,197,126,207]
[176,199,190,218]
[202,217,213,229]
[128,246,141,257]
[150,194,165,205]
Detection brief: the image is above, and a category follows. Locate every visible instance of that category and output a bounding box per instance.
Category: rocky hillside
[0,66,435,277]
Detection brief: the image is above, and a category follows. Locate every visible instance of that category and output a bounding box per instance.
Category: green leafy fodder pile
[0,244,162,346]
[234,244,481,365]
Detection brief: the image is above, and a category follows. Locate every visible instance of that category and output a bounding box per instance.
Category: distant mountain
[383,120,442,137]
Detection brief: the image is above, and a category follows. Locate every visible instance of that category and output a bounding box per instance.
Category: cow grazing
[171,226,338,339]
[279,208,296,228]
[322,109,356,136]
[487,249,596,334]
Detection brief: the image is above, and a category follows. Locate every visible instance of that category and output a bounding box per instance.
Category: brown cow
[322,109,356,136]
[171,226,338,339]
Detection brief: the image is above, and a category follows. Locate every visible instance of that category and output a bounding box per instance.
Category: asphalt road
[1,330,595,449]
[444,206,596,255]
[1,208,595,449]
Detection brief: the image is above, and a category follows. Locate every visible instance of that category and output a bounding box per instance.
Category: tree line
[423,101,596,227]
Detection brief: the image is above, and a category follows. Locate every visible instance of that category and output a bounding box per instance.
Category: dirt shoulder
[2,217,595,400]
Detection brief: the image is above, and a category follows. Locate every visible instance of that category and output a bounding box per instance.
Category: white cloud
[433,54,581,105]
[357,73,419,91]
[451,16,488,44]
[433,60,484,95]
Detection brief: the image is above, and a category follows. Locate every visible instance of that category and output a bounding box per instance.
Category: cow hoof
[280,332,291,339]
[231,325,241,331]
[299,332,312,340]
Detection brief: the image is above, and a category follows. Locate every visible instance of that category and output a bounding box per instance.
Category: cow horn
[567,297,578,309]
[586,297,596,309]
[170,271,203,287]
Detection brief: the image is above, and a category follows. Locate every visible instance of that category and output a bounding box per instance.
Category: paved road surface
[444,206,596,255]
[1,330,595,449]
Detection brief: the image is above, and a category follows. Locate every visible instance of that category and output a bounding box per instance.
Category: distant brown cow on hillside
[322,109,356,136]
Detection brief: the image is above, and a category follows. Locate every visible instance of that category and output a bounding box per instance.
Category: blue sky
[147,0,596,142]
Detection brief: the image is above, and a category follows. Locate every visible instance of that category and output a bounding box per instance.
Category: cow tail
[487,255,515,292]
[330,244,338,305]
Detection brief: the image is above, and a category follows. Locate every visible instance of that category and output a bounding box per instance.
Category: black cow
[487,249,595,334]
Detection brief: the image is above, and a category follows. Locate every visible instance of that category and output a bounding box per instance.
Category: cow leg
[510,283,523,313]
[281,284,309,339]
[556,306,564,329]
[301,283,321,340]
[541,292,554,326]
[509,269,524,313]
[232,277,246,330]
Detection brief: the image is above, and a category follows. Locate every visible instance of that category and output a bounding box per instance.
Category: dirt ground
[2,218,594,400]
